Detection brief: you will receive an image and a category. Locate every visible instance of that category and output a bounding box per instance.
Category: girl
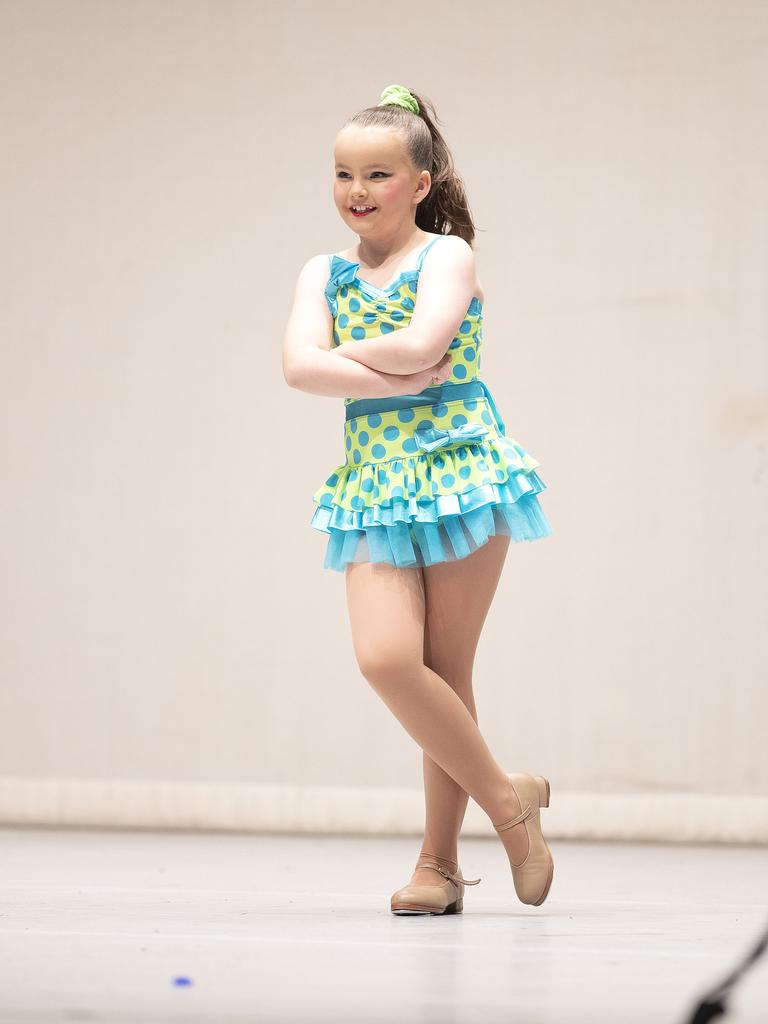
[282,84,555,914]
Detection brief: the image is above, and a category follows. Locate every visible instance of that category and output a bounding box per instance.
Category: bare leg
[344,537,530,870]
[409,534,511,885]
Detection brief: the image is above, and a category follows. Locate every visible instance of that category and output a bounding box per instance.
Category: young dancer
[283,84,555,914]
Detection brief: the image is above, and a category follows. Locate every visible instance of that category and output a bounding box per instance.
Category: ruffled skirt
[310,380,553,572]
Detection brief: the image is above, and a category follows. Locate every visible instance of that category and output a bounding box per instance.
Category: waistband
[344,379,506,435]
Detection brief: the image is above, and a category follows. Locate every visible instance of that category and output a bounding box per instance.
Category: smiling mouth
[350,206,377,215]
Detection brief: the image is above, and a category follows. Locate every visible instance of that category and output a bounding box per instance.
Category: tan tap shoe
[493,772,554,906]
[390,857,482,915]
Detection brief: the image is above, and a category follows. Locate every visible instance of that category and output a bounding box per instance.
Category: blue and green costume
[310,235,553,571]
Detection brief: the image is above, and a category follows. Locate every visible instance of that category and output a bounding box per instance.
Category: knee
[354,645,422,689]
[425,655,473,694]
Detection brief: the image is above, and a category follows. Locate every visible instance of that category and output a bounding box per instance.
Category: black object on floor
[682,915,768,1023]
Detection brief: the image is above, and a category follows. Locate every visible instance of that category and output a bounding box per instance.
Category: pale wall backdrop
[1,0,766,843]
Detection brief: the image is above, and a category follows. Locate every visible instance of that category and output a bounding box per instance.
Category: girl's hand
[396,353,453,396]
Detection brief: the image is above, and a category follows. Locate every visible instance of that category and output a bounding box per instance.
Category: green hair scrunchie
[377,84,420,115]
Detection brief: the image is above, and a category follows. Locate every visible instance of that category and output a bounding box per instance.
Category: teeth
[352,206,375,211]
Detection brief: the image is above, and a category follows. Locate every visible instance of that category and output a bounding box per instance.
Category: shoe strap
[416,859,482,886]
[493,802,533,832]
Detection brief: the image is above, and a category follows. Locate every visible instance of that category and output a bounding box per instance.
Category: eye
[336,172,390,179]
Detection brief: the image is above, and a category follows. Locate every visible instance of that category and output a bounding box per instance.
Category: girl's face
[333,124,430,235]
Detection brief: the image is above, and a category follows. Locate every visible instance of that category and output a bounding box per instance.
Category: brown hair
[343,88,478,247]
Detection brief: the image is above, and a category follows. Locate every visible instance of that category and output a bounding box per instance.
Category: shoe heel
[444,897,463,914]
[534,775,550,808]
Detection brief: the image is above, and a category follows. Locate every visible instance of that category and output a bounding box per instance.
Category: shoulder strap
[415,235,443,271]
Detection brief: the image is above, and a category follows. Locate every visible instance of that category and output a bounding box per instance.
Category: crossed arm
[283,235,478,396]
[330,325,431,375]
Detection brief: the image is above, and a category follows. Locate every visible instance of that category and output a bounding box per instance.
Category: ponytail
[344,85,477,245]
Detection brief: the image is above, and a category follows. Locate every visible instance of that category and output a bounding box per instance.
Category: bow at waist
[413,422,489,452]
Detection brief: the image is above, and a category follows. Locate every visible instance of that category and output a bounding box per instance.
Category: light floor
[0,827,766,1023]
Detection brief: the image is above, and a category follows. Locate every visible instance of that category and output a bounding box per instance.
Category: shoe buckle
[417,860,482,886]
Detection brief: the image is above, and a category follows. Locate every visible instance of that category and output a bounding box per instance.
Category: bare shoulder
[282,254,334,382]
[287,253,333,312]
[420,234,484,305]
[422,233,477,275]
[434,233,473,251]
[428,233,475,264]
[294,252,331,289]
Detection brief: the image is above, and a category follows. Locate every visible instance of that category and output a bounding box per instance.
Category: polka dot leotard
[309,234,553,571]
